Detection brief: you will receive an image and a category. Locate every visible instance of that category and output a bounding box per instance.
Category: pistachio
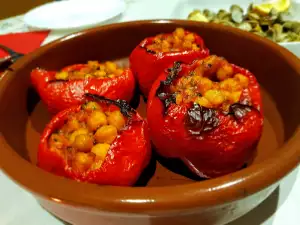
[187,3,300,43]
[230,5,244,23]
[237,22,252,31]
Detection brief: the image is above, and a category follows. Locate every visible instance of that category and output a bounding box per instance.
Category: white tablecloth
[1,0,300,224]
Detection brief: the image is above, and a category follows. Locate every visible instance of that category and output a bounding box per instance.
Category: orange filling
[170,55,249,111]
[48,101,126,172]
[55,61,124,80]
[146,28,200,53]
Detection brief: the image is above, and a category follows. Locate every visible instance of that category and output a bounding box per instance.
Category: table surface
[1,0,300,224]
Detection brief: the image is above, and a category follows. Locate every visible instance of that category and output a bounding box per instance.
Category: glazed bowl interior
[1,20,300,212]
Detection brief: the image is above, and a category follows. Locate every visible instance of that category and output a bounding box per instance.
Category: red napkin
[0,31,50,58]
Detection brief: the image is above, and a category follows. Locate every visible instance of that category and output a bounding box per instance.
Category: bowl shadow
[154,149,205,182]
[134,151,157,187]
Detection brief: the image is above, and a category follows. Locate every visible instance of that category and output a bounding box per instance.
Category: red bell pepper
[31,62,136,115]
[38,95,151,186]
[147,56,263,178]
[129,28,209,98]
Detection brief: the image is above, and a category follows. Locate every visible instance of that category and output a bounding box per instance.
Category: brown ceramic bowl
[1,20,300,225]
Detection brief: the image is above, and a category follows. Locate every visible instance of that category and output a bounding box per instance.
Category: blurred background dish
[23,0,126,30]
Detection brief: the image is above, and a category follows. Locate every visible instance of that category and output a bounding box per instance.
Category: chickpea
[85,74,93,79]
[185,33,195,42]
[49,134,65,149]
[182,40,192,49]
[184,89,193,97]
[90,160,103,170]
[222,104,231,112]
[234,73,249,88]
[115,69,124,76]
[99,64,105,71]
[87,61,99,69]
[105,61,117,73]
[162,40,171,49]
[193,65,204,77]
[69,128,89,144]
[220,90,231,99]
[94,125,118,144]
[69,72,84,80]
[204,89,225,106]
[55,71,69,80]
[216,64,234,81]
[192,44,199,50]
[197,77,213,94]
[229,91,242,103]
[108,74,115,78]
[107,110,126,130]
[176,94,183,104]
[91,143,110,160]
[220,78,241,92]
[84,101,102,112]
[195,97,212,108]
[166,35,174,43]
[94,70,106,77]
[87,111,107,131]
[73,152,94,172]
[173,36,181,48]
[72,134,93,152]
[65,119,80,132]
[202,55,221,75]
[174,28,185,39]
[80,67,91,74]
[154,37,162,44]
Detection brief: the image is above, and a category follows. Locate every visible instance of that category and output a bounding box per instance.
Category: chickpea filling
[146,28,200,53]
[55,61,124,81]
[48,101,126,172]
[170,55,249,111]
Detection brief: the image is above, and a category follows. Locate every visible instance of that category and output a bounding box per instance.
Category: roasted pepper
[147,55,263,178]
[38,94,151,186]
[129,27,209,98]
[31,60,136,114]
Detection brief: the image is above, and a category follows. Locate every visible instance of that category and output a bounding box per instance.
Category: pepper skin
[30,63,135,115]
[38,95,151,186]
[147,58,263,178]
[129,29,209,98]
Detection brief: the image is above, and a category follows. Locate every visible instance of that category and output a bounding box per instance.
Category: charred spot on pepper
[84,94,135,118]
[228,103,254,120]
[156,61,182,96]
[156,61,182,111]
[185,103,219,136]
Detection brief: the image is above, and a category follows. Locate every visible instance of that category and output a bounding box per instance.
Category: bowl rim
[1,19,300,213]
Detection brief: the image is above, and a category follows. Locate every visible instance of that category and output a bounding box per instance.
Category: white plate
[23,0,126,30]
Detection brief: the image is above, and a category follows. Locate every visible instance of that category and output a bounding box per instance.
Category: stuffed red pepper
[38,94,151,186]
[130,27,209,98]
[147,55,263,178]
[31,60,136,114]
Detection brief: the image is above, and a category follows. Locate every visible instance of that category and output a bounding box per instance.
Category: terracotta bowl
[1,20,300,225]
